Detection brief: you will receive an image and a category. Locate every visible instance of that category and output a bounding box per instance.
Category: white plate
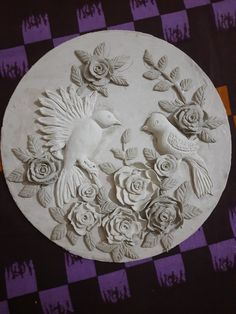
[1,30,231,262]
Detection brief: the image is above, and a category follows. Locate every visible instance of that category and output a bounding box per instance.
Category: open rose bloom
[114,164,158,212]
[27,157,59,185]
[173,103,204,136]
[146,196,184,235]
[102,207,143,245]
[68,202,101,236]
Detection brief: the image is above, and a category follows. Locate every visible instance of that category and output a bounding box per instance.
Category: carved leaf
[157,55,168,71]
[198,130,216,143]
[123,244,139,259]
[18,184,39,198]
[126,147,138,160]
[71,65,82,87]
[51,223,67,241]
[27,135,43,156]
[121,128,131,144]
[93,42,106,56]
[153,80,171,92]
[38,186,52,208]
[89,84,108,97]
[180,78,192,91]
[143,148,158,161]
[97,188,117,214]
[75,50,91,64]
[96,242,116,253]
[99,162,117,175]
[175,181,189,203]
[7,168,24,182]
[174,98,185,106]
[84,232,96,251]
[192,85,206,106]
[97,86,108,97]
[161,233,174,251]
[110,75,129,86]
[158,100,179,113]
[67,229,79,245]
[160,178,177,191]
[111,244,125,262]
[183,204,202,219]
[143,50,155,67]
[109,56,130,69]
[111,148,125,160]
[170,67,180,82]
[204,116,224,129]
[142,232,159,248]
[143,70,160,80]
[12,148,31,163]
[49,207,66,224]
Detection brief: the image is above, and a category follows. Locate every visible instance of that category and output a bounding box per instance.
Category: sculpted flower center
[90,60,109,78]
[76,211,93,225]
[132,180,144,192]
[160,161,171,171]
[38,164,49,174]
[120,220,131,233]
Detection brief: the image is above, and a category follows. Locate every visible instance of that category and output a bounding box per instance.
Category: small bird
[37,86,121,207]
[142,112,213,198]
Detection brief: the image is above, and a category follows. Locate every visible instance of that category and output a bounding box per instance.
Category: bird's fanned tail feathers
[184,157,213,198]
[56,166,86,207]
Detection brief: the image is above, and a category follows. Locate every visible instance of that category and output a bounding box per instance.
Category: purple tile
[0,46,28,79]
[125,257,152,267]
[229,206,236,237]
[184,0,210,9]
[77,2,106,33]
[179,227,207,252]
[0,301,9,314]
[53,34,79,47]
[161,10,190,43]
[22,14,52,44]
[108,22,135,31]
[209,239,236,272]
[5,260,37,298]
[39,285,74,314]
[65,253,96,283]
[130,0,159,21]
[98,270,131,303]
[154,254,186,287]
[213,0,236,30]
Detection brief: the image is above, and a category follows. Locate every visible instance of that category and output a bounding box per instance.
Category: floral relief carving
[71,42,130,97]
[7,42,222,262]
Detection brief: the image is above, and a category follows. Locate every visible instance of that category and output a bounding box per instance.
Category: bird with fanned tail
[37,87,121,208]
[142,112,213,198]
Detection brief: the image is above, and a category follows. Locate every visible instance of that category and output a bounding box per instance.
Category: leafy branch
[143,50,193,104]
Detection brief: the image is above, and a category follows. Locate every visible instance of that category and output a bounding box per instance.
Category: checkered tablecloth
[0,1,236,313]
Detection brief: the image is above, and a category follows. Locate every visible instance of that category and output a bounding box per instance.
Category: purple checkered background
[0,1,236,313]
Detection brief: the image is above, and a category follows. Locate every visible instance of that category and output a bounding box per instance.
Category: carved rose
[83,57,111,87]
[68,202,101,236]
[173,103,204,135]
[78,183,98,202]
[146,196,183,234]
[154,154,178,179]
[27,157,59,185]
[102,207,142,245]
[114,164,157,211]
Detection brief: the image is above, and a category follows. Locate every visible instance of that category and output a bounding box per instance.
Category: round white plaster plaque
[1,31,231,262]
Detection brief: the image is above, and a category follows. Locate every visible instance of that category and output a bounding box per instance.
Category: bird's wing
[37,86,97,153]
[167,132,199,153]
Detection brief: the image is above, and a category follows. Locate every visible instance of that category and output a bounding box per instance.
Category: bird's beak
[142,125,148,131]
[114,119,122,126]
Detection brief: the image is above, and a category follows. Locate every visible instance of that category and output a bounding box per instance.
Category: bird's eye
[154,120,159,126]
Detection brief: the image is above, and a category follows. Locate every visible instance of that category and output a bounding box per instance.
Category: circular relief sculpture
[1,31,231,262]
